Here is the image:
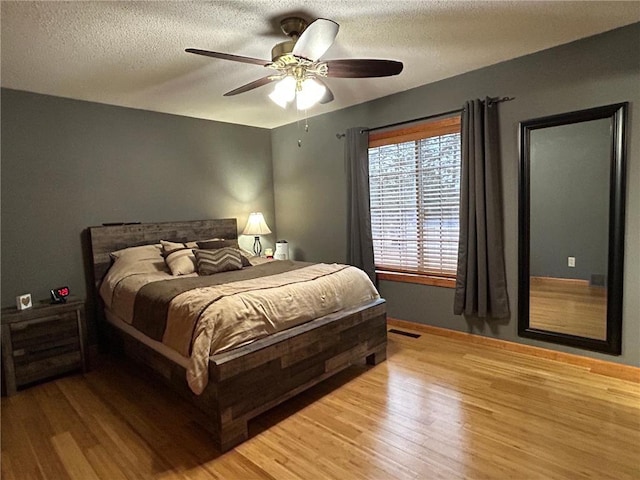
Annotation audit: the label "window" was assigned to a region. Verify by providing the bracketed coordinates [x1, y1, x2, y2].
[368, 116, 461, 287]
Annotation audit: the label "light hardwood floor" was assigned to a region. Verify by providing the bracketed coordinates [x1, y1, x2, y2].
[2, 325, 639, 480]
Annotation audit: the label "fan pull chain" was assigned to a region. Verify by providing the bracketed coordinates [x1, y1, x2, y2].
[297, 111, 310, 147]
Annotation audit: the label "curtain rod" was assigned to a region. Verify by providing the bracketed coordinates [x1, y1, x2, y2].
[336, 96, 515, 139]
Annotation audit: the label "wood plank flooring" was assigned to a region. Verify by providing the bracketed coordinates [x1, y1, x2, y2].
[2, 326, 639, 479]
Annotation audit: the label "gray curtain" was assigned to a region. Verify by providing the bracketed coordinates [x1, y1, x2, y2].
[454, 98, 510, 318]
[345, 127, 375, 283]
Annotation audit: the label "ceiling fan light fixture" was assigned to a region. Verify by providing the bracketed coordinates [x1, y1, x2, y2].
[187, 16, 404, 109]
[296, 78, 326, 111]
[268, 76, 296, 108]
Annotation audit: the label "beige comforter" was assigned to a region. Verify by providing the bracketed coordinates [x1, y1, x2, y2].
[99, 251, 380, 394]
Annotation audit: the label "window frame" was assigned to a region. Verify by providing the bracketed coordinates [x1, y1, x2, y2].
[368, 116, 462, 288]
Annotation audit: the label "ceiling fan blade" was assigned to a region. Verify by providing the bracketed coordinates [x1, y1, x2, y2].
[223, 76, 277, 96]
[185, 48, 269, 66]
[292, 18, 339, 61]
[315, 78, 334, 104]
[325, 59, 404, 78]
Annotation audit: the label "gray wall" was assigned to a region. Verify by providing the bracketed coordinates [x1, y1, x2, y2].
[1, 89, 275, 340]
[271, 23, 640, 366]
[530, 119, 610, 281]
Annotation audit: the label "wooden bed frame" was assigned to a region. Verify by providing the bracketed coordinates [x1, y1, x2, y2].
[88, 218, 387, 451]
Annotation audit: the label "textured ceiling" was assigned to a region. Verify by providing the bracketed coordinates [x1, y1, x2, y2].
[2, 1, 639, 129]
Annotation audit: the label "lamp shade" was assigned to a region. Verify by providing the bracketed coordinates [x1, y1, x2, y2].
[268, 76, 296, 109]
[242, 212, 272, 236]
[268, 76, 327, 110]
[296, 78, 326, 110]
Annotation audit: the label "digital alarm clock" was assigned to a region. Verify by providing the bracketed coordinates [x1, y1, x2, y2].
[50, 286, 70, 304]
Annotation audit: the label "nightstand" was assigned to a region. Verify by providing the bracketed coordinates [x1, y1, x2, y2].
[1, 297, 87, 396]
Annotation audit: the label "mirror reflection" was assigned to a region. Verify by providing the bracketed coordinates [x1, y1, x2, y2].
[528, 119, 610, 340]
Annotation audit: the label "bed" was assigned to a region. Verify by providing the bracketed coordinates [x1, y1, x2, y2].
[88, 218, 387, 451]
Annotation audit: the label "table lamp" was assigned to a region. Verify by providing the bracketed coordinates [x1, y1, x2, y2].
[242, 212, 272, 256]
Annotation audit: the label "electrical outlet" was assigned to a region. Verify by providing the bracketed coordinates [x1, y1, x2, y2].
[568, 256, 576, 267]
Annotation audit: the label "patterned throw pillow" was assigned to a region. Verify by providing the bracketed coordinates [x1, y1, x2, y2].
[194, 247, 243, 275]
[196, 239, 252, 267]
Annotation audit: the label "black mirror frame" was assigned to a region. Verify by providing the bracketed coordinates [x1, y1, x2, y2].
[518, 103, 627, 355]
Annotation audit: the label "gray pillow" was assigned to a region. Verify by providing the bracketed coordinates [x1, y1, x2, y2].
[196, 239, 239, 250]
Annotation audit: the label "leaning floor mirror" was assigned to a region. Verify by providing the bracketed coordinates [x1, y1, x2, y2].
[518, 103, 627, 354]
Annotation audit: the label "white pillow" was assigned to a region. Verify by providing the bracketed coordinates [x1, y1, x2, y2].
[160, 240, 198, 275]
[165, 249, 196, 276]
[110, 244, 162, 262]
[160, 239, 198, 251]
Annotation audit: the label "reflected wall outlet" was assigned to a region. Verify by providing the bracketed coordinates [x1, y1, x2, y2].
[568, 256, 576, 267]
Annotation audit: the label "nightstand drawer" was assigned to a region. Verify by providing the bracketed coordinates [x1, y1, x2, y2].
[14, 351, 82, 387]
[13, 334, 80, 361]
[10, 314, 78, 350]
[9, 311, 77, 331]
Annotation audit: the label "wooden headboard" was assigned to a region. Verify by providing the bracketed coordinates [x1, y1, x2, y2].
[88, 218, 238, 289]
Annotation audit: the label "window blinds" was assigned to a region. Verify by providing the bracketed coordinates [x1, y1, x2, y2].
[368, 117, 461, 277]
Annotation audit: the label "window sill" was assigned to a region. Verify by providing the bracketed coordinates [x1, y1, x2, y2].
[376, 270, 456, 288]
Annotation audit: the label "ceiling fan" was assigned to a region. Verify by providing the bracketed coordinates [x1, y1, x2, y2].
[186, 16, 404, 110]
